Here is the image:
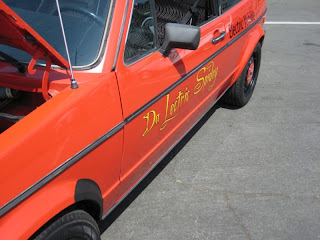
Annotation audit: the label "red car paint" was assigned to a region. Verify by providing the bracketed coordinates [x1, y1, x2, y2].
[0, 0, 266, 239]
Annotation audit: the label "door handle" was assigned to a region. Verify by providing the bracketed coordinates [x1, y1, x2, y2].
[211, 31, 226, 44]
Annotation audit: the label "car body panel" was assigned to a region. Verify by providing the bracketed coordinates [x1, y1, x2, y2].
[231, 23, 265, 86]
[0, 71, 124, 238]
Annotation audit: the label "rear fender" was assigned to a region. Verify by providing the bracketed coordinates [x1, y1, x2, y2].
[231, 24, 265, 86]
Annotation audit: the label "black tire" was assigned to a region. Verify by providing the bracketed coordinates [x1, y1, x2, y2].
[222, 42, 261, 108]
[34, 210, 101, 240]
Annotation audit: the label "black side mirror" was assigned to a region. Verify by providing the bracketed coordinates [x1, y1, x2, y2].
[160, 23, 201, 57]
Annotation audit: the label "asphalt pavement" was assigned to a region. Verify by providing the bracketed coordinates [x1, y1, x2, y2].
[100, 0, 320, 239]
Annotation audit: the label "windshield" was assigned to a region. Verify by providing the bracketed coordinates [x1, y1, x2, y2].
[0, 0, 111, 67]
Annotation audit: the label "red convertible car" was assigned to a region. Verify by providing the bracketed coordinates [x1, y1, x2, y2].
[0, 0, 266, 239]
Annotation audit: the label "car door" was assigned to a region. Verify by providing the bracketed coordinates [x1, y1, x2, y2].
[115, 0, 241, 195]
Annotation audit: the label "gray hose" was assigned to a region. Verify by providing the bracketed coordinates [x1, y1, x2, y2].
[0, 113, 24, 123]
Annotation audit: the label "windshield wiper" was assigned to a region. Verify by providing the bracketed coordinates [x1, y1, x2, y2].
[0, 50, 26, 73]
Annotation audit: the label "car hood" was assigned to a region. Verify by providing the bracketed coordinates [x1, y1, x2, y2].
[0, 2, 69, 69]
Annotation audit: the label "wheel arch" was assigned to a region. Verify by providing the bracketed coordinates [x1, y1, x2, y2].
[230, 24, 265, 87]
[0, 178, 104, 240]
[74, 178, 103, 220]
[28, 179, 103, 240]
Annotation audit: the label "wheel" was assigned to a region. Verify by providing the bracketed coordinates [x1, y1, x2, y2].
[222, 42, 261, 108]
[34, 210, 101, 240]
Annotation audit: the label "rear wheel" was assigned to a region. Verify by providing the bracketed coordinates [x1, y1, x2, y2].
[223, 42, 261, 107]
[34, 210, 100, 240]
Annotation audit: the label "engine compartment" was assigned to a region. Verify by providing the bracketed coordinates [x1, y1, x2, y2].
[0, 87, 44, 134]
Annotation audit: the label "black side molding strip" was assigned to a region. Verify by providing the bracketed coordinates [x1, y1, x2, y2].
[0, 122, 124, 218]
[125, 9, 267, 124]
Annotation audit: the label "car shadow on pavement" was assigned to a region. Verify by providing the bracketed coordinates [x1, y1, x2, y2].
[98, 102, 228, 233]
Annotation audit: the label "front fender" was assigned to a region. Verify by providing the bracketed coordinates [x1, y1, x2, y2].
[0, 180, 76, 240]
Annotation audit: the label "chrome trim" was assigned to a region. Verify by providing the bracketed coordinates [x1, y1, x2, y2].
[111, 0, 130, 71]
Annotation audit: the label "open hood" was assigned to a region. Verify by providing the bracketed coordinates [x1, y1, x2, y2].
[0, 2, 69, 69]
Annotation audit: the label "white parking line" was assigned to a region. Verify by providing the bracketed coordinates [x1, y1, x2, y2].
[265, 22, 320, 25]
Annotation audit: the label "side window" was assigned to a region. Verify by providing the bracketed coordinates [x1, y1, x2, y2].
[155, 0, 218, 45]
[124, 0, 156, 63]
[221, 0, 241, 13]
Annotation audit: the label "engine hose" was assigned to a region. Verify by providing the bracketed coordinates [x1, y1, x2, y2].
[0, 113, 24, 123]
[0, 87, 19, 99]
[0, 98, 12, 110]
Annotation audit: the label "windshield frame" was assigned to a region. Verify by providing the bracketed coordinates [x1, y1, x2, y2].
[76, 0, 115, 70]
